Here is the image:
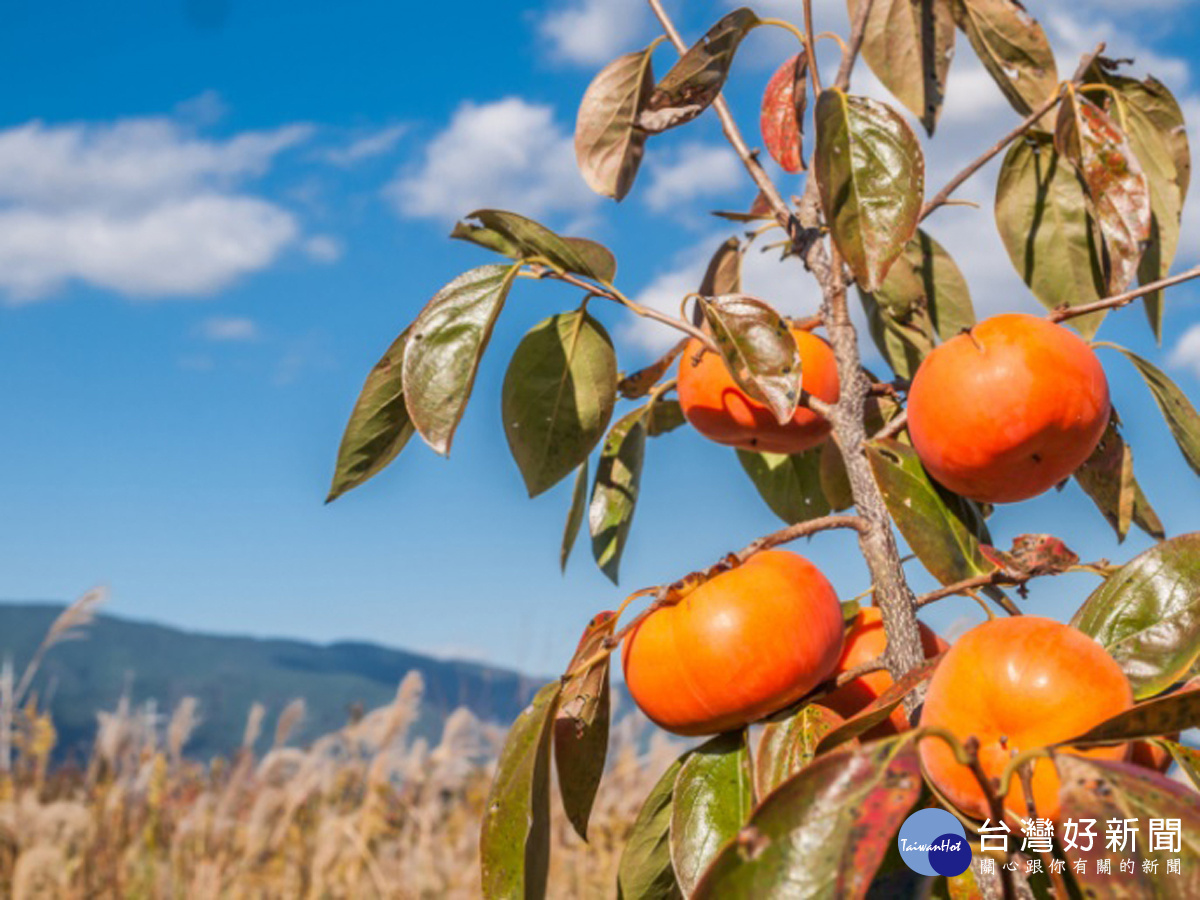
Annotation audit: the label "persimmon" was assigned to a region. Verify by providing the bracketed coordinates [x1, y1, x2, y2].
[918, 616, 1133, 821]
[907, 313, 1110, 503]
[677, 326, 839, 454]
[823, 607, 948, 738]
[621, 550, 843, 736]
[1130, 738, 1175, 773]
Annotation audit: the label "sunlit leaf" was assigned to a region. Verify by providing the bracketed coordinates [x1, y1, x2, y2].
[502, 311, 618, 497]
[951, 0, 1058, 117]
[737, 448, 831, 524]
[1101, 344, 1200, 477]
[849, 0, 955, 134]
[480, 681, 561, 900]
[327, 327, 414, 502]
[1063, 680, 1200, 746]
[670, 731, 753, 896]
[693, 736, 923, 898]
[561, 460, 590, 572]
[576, 46, 657, 201]
[452, 210, 616, 282]
[696, 294, 801, 425]
[618, 754, 686, 900]
[639, 9, 761, 133]
[555, 612, 616, 841]
[590, 407, 648, 583]
[760, 52, 808, 172]
[647, 399, 687, 437]
[404, 265, 520, 455]
[995, 133, 1108, 338]
[1073, 414, 1165, 542]
[755, 704, 845, 798]
[816, 656, 942, 754]
[1071, 533, 1200, 698]
[814, 88, 924, 291]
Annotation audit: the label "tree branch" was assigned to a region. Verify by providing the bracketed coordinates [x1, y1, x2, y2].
[833, 0, 874, 91]
[737, 515, 867, 561]
[1049, 264, 1200, 323]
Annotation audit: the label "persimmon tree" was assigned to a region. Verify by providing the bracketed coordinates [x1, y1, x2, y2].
[329, 0, 1200, 897]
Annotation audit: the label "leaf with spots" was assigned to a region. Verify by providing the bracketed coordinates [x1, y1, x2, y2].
[980, 533, 1078, 579]
[618, 753, 686, 900]
[480, 681, 561, 900]
[761, 52, 808, 172]
[737, 448, 831, 525]
[555, 612, 616, 841]
[575, 45, 658, 201]
[404, 264, 520, 455]
[327, 327, 414, 502]
[1062, 680, 1200, 746]
[696, 295, 802, 426]
[589, 406, 648, 583]
[1073, 413, 1164, 542]
[755, 704, 846, 798]
[815, 88, 925, 292]
[1056, 755, 1200, 897]
[693, 735, 924, 899]
[451, 209, 616, 282]
[816, 656, 943, 755]
[638, 9, 761, 134]
[1071, 533, 1200, 699]
[950, 0, 1058, 117]
[502, 310, 618, 497]
[670, 730, 754, 896]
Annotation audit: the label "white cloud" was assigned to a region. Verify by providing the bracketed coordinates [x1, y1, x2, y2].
[385, 98, 595, 224]
[321, 124, 406, 166]
[0, 114, 311, 302]
[1169, 323, 1200, 379]
[644, 143, 743, 213]
[197, 315, 258, 342]
[539, 0, 650, 66]
[303, 234, 343, 263]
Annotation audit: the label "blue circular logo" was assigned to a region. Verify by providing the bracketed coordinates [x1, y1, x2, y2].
[897, 809, 971, 877]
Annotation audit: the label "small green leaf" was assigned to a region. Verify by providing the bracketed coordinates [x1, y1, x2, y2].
[995, 133, 1108, 338]
[555, 612, 616, 841]
[327, 327, 414, 502]
[575, 45, 657, 201]
[480, 681, 562, 900]
[669, 731, 754, 896]
[760, 52, 808, 172]
[560, 460, 590, 572]
[755, 704, 846, 799]
[1063, 681, 1200, 746]
[951, 0, 1058, 117]
[814, 88, 925, 292]
[1071, 533, 1200, 698]
[737, 448, 831, 525]
[452, 210, 616, 282]
[404, 264, 520, 455]
[618, 754, 686, 900]
[849, 0, 956, 134]
[866, 439, 996, 585]
[816, 656, 942, 755]
[693, 736, 924, 899]
[696, 294, 802, 426]
[1073, 414, 1164, 542]
[502, 311, 618, 498]
[590, 407, 648, 583]
[647, 399, 687, 437]
[639, 9, 761, 134]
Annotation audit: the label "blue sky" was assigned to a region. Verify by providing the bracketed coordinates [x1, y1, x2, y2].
[1, 0, 1198, 676]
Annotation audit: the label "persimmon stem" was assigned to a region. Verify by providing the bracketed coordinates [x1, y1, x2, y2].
[736, 514, 868, 561]
[1049, 264, 1200, 323]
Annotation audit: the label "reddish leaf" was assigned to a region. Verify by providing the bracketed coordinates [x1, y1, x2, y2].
[760, 53, 808, 172]
[755, 704, 846, 798]
[1063, 679, 1200, 746]
[979, 534, 1078, 579]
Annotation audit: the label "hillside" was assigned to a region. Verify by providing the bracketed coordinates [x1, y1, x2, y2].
[0, 602, 553, 760]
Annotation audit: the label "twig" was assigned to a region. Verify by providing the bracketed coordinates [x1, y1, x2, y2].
[920, 43, 1105, 222]
[802, 0, 822, 95]
[833, 0, 875, 91]
[832, 655, 887, 687]
[963, 737, 1019, 900]
[736, 514, 868, 561]
[1049, 264, 1200, 323]
[871, 409, 908, 441]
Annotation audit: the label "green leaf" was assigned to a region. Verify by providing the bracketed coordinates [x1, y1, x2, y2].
[555, 612, 616, 841]
[866, 439, 996, 585]
[1056, 755, 1200, 897]
[589, 407, 648, 583]
[819, 442, 855, 512]
[1054, 91, 1151, 294]
[575, 45, 657, 201]
[1071, 533, 1200, 699]
[452, 210, 616, 282]
[1073, 414, 1165, 542]
[816, 656, 942, 754]
[760, 52, 808, 172]
[696, 294, 802, 426]
[647, 399, 687, 437]
[502, 311, 618, 497]
[814, 88, 925, 292]
[858, 289, 932, 381]
[669, 731, 754, 896]
[618, 754, 686, 900]
[693, 736, 923, 899]
[951, 0, 1058, 117]
[639, 9, 761, 134]
[849, 0, 956, 134]
[737, 448, 831, 525]
[995, 133, 1108, 338]
[404, 264, 520, 455]
[560, 460, 589, 572]
[327, 327, 414, 502]
[480, 681, 562, 900]
[1063, 681, 1200, 746]
[755, 704, 845, 799]
[1100, 344, 1200, 477]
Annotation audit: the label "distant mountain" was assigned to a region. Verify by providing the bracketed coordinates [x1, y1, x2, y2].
[0, 603, 555, 761]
